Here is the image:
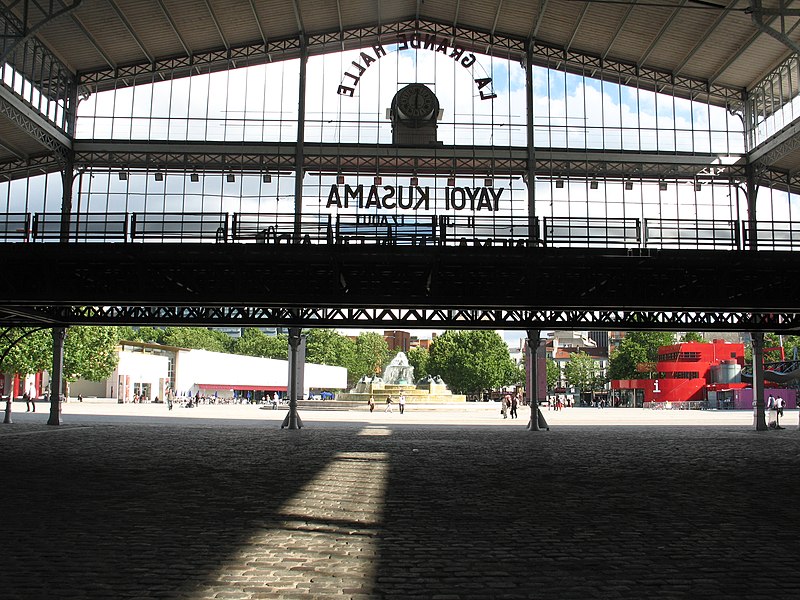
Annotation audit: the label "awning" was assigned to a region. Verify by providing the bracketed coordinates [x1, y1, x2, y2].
[196, 384, 287, 392]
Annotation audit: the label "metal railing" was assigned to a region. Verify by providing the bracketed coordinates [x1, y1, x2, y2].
[1, 212, 799, 250]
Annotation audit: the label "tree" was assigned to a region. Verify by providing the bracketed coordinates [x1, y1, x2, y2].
[407, 347, 430, 381]
[1, 327, 120, 396]
[352, 332, 390, 379]
[681, 332, 705, 343]
[304, 329, 357, 383]
[160, 327, 233, 352]
[563, 351, 599, 397]
[546, 357, 560, 390]
[428, 330, 518, 394]
[64, 326, 120, 382]
[0, 327, 52, 378]
[131, 326, 165, 344]
[233, 328, 288, 359]
[608, 331, 675, 380]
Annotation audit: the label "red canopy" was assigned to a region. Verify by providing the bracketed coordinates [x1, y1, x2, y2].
[196, 383, 286, 392]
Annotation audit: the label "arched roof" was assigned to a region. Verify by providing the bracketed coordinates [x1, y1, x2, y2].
[13, 0, 796, 93]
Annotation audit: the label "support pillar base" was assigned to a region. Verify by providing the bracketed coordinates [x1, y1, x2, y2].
[280, 411, 303, 429]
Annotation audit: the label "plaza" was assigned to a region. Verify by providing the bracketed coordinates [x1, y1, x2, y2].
[2, 406, 799, 599]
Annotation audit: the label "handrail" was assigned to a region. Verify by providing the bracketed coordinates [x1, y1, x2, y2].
[2, 211, 800, 251]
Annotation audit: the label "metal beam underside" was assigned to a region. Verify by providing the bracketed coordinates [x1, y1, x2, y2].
[75, 18, 742, 108]
[0, 85, 71, 159]
[2, 304, 798, 332]
[67, 141, 745, 181]
[2, 244, 800, 331]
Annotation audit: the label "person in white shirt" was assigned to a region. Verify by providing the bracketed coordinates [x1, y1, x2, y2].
[399, 394, 406, 414]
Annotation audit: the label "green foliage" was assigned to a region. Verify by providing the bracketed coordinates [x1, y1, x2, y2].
[546, 357, 560, 390]
[352, 332, 390, 379]
[0, 327, 52, 375]
[0, 326, 120, 384]
[160, 327, 233, 352]
[681, 332, 705, 343]
[64, 326, 120, 382]
[407, 347, 430, 381]
[233, 328, 288, 359]
[427, 330, 518, 394]
[116, 326, 139, 342]
[304, 329, 357, 382]
[744, 333, 800, 363]
[132, 326, 165, 344]
[608, 331, 675, 380]
[563, 351, 599, 393]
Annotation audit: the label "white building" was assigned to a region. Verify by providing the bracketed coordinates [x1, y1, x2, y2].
[70, 341, 347, 402]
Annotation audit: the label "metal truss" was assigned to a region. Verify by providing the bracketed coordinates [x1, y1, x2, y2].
[0, 0, 82, 63]
[4, 304, 800, 332]
[0, 152, 60, 180]
[76, 18, 742, 109]
[69, 140, 743, 181]
[0, 91, 71, 163]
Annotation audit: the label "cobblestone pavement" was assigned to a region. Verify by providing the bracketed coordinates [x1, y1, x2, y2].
[1, 418, 799, 599]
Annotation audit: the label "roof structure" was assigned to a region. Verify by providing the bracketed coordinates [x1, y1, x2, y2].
[2, 0, 800, 173]
[4, 1, 800, 333]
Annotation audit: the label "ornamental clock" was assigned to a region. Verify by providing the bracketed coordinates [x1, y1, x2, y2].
[390, 84, 441, 145]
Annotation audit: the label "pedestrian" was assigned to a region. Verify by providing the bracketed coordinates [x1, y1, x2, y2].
[167, 395, 173, 411]
[368, 395, 375, 413]
[510, 394, 518, 419]
[25, 385, 36, 412]
[501, 396, 509, 419]
[385, 395, 393, 413]
[775, 396, 785, 429]
[78, 393, 83, 402]
[399, 394, 406, 414]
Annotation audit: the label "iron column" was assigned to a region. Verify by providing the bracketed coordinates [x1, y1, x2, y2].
[47, 326, 66, 426]
[752, 331, 768, 431]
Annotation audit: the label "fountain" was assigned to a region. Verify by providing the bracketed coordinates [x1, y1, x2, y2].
[337, 351, 465, 404]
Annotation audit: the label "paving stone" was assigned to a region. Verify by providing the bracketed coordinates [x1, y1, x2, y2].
[1, 419, 799, 598]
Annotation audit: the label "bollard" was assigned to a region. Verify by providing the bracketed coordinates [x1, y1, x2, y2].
[3, 395, 12, 424]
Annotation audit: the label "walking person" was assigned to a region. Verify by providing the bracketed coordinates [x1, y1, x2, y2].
[25, 385, 36, 412]
[510, 394, 518, 419]
[775, 395, 785, 429]
[385, 395, 393, 413]
[501, 395, 509, 419]
[399, 394, 406, 414]
[368, 395, 375, 413]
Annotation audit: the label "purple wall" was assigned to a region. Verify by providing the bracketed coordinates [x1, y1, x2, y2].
[731, 388, 797, 410]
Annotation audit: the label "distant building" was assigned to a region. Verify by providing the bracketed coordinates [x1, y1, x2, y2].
[384, 330, 411, 353]
[609, 339, 796, 409]
[546, 331, 608, 400]
[69, 340, 347, 402]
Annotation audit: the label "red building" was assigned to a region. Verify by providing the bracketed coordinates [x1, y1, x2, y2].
[612, 340, 747, 406]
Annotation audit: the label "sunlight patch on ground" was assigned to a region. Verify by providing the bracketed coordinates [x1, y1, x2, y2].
[189, 451, 389, 598]
[357, 426, 392, 436]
